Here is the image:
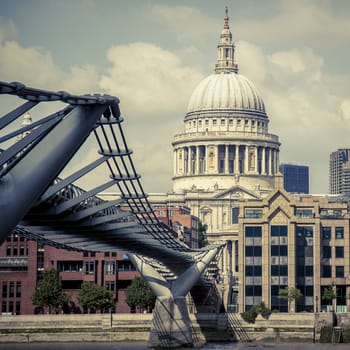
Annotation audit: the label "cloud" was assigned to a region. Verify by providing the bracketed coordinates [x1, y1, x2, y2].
[99, 42, 203, 118]
[234, 0, 350, 44]
[0, 28, 99, 95]
[240, 43, 350, 193]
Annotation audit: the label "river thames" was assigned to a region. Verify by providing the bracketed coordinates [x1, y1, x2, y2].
[1, 343, 350, 350]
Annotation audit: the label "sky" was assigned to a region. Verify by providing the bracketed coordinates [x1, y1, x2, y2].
[0, 0, 349, 194]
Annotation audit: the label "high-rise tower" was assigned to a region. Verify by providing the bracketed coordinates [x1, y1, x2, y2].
[329, 148, 350, 195]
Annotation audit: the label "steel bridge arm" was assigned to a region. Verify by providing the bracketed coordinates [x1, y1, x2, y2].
[0, 104, 109, 243]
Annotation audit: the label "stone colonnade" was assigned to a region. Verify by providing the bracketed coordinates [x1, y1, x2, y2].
[174, 144, 279, 177]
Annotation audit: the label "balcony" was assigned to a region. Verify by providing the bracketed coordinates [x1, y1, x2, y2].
[173, 130, 279, 144]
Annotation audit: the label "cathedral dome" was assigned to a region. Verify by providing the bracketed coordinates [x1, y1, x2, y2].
[187, 72, 266, 117]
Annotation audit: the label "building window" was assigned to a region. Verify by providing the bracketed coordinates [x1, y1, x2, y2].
[322, 265, 331, 278]
[245, 226, 262, 238]
[231, 207, 239, 224]
[245, 209, 262, 218]
[335, 227, 344, 239]
[221, 119, 225, 126]
[117, 261, 136, 271]
[322, 227, 331, 240]
[335, 246, 344, 258]
[105, 281, 116, 293]
[9, 282, 14, 298]
[295, 209, 313, 218]
[336, 266, 344, 278]
[15, 301, 21, 315]
[16, 282, 21, 298]
[212, 119, 217, 126]
[58, 261, 83, 272]
[104, 261, 116, 275]
[84, 262, 95, 275]
[245, 265, 262, 276]
[1, 301, 6, 314]
[2, 282, 7, 298]
[322, 246, 331, 259]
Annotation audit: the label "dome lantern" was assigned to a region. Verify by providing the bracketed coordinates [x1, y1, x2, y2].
[215, 6, 238, 74]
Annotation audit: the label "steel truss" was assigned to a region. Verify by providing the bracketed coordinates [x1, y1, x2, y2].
[0, 81, 224, 277]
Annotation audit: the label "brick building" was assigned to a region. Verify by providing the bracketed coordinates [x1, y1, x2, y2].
[0, 204, 198, 315]
[0, 234, 138, 315]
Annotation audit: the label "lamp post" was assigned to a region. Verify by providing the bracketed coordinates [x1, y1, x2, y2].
[315, 295, 319, 313]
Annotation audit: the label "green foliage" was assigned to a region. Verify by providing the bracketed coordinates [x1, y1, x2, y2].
[322, 285, 336, 304]
[320, 326, 333, 343]
[125, 277, 156, 312]
[342, 328, 350, 343]
[78, 282, 114, 313]
[241, 302, 271, 323]
[256, 301, 272, 319]
[31, 269, 70, 314]
[198, 221, 208, 248]
[278, 287, 302, 310]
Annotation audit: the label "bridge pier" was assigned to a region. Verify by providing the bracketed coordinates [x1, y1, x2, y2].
[149, 296, 192, 348]
[128, 247, 222, 348]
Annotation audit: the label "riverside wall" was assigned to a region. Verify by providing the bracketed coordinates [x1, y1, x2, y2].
[0, 312, 348, 344]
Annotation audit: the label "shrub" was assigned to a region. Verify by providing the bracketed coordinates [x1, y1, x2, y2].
[241, 302, 272, 323]
[342, 328, 350, 343]
[320, 326, 332, 343]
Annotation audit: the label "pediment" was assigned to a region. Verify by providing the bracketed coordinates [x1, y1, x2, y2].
[268, 207, 290, 223]
[213, 185, 261, 201]
[266, 189, 291, 206]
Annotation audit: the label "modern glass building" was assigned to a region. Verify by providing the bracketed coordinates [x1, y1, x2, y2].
[279, 163, 309, 194]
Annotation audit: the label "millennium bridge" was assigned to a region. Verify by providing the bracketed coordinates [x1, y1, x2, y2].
[0, 81, 225, 348]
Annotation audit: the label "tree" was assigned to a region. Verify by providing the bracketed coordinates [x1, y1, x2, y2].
[125, 277, 156, 313]
[322, 284, 336, 309]
[278, 286, 302, 311]
[198, 221, 208, 248]
[31, 268, 70, 314]
[78, 282, 115, 313]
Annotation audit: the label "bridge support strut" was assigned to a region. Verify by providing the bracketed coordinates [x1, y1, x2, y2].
[129, 247, 221, 348]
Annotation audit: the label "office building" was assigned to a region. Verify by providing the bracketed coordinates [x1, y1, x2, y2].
[329, 148, 350, 195]
[279, 163, 309, 194]
[238, 174, 350, 313]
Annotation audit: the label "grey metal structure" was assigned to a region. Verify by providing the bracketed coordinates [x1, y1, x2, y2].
[0, 81, 224, 347]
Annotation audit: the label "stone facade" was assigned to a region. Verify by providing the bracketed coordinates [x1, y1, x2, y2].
[238, 174, 350, 313]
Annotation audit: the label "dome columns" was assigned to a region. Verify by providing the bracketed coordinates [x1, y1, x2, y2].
[173, 143, 279, 179]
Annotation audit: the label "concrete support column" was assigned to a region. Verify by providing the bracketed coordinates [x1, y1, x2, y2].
[269, 148, 273, 176]
[196, 146, 200, 175]
[235, 145, 239, 173]
[149, 296, 192, 348]
[188, 147, 192, 175]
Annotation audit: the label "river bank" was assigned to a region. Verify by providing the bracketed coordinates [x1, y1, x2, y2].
[0, 312, 349, 344]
